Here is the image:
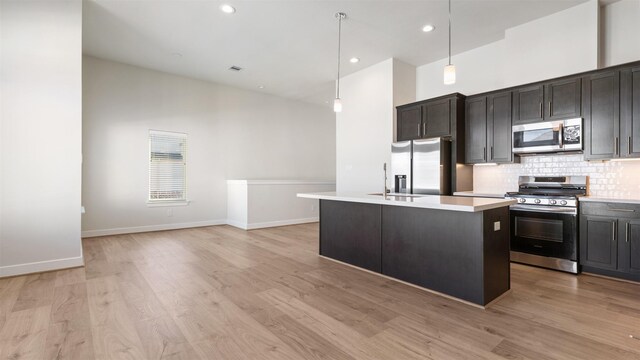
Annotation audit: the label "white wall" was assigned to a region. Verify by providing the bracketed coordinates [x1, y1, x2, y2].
[226, 180, 336, 230]
[336, 59, 393, 193]
[82, 56, 335, 236]
[336, 58, 417, 193]
[601, 0, 640, 67]
[0, 0, 84, 276]
[417, 0, 600, 100]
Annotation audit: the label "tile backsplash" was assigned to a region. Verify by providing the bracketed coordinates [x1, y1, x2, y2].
[473, 154, 640, 198]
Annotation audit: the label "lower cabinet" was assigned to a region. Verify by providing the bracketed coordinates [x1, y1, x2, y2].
[580, 202, 640, 281]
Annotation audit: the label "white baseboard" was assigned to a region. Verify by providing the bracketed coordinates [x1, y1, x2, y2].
[0, 256, 84, 278]
[81, 219, 227, 238]
[227, 217, 319, 230]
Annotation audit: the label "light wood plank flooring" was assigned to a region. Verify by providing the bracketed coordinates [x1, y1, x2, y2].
[1, 223, 640, 359]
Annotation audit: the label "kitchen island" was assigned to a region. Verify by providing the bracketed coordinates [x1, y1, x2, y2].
[297, 192, 516, 307]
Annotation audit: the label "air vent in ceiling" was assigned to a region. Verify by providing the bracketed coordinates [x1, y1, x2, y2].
[229, 66, 242, 71]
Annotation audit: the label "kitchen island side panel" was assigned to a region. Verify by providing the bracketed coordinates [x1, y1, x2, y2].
[482, 206, 511, 304]
[319, 200, 382, 272]
[381, 206, 485, 304]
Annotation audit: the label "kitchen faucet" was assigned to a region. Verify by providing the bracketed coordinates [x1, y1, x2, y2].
[383, 162, 389, 197]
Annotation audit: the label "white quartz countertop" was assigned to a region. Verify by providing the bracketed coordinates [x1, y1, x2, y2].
[453, 191, 506, 199]
[581, 196, 640, 205]
[297, 192, 516, 212]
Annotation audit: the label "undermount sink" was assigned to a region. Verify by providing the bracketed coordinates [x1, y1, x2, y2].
[368, 193, 425, 198]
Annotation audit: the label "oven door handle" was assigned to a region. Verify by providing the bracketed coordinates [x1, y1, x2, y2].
[510, 204, 577, 215]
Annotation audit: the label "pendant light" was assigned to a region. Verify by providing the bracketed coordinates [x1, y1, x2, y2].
[443, 0, 456, 85]
[334, 12, 346, 113]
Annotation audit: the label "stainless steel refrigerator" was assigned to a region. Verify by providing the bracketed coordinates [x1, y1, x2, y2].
[391, 138, 452, 195]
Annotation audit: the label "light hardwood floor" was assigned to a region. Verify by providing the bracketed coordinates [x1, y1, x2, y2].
[1, 223, 640, 359]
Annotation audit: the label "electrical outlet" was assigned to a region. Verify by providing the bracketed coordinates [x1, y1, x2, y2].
[494, 221, 501, 231]
[167, 209, 173, 217]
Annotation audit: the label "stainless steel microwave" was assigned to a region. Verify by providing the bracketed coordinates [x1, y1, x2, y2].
[512, 118, 582, 154]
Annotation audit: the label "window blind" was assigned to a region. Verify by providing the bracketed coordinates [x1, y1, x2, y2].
[149, 130, 187, 202]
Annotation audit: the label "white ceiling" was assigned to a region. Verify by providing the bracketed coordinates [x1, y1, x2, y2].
[83, 0, 587, 106]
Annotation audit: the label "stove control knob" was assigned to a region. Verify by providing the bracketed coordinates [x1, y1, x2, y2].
[534, 199, 541, 204]
[519, 198, 527, 203]
[560, 200, 568, 206]
[549, 199, 557, 205]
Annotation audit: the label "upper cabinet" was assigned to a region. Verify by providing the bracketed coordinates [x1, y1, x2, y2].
[545, 78, 582, 120]
[396, 94, 463, 142]
[397, 105, 422, 141]
[424, 98, 451, 138]
[465, 91, 517, 164]
[583, 70, 620, 160]
[621, 66, 640, 158]
[583, 65, 640, 161]
[464, 96, 487, 164]
[512, 85, 544, 125]
[513, 78, 581, 125]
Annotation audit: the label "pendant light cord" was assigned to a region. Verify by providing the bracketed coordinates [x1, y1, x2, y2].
[336, 13, 343, 99]
[448, 0, 452, 66]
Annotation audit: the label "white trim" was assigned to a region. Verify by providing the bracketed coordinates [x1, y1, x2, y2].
[226, 180, 336, 186]
[81, 219, 226, 238]
[146, 200, 191, 207]
[227, 217, 319, 230]
[0, 256, 84, 278]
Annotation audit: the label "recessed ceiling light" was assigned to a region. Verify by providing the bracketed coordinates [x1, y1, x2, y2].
[171, 52, 182, 57]
[220, 4, 235, 14]
[422, 24, 435, 32]
[349, 57, 360, 63]
[258, 85, 265, 89]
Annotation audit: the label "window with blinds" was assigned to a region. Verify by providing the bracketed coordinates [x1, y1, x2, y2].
[149, 130, 187, 202]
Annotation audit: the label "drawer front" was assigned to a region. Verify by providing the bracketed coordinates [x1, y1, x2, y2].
[580, 202, 640, 218]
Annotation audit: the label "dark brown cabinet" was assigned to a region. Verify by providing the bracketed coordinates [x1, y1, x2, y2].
[397, 105, 422, 141]
[580, 201, 640, 282]
[584, 66, 640, 161]
[512, 85, 544, 125]
[583, 70, 620, 160]
[424, 98, 451, 138]
[512, 78, 581, 125]
[465, 92, 516, 164]
[545, 78, 582, 120]
[397, 97, 453, 141]
[580, 215, 618, 270]
[465, 97, 487, 164]
[620, 219, 640, 275]
[488, 92, 514, 163]
[621, 66, 640, 158]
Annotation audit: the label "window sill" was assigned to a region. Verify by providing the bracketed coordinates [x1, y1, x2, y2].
[146, 200, 190, 207]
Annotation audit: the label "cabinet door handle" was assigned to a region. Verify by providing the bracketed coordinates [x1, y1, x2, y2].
[615, 137, 619, 155]
[491, 146, 494, 160]
[613, 222, 617, 242]
[539, 102, 542, 117]
[548, 101, 551, 117]
[609, 208, 635, 212]
[629, 136, 633, 155]
[417, 123, 421, 136]
[483, 147, 486, 161]
[626, 222, 630, 243]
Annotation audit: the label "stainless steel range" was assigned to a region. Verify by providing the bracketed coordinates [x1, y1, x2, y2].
[505, 176, 588, 274]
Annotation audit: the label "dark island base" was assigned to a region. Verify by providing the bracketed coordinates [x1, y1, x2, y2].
[319, 200, 511, 307]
